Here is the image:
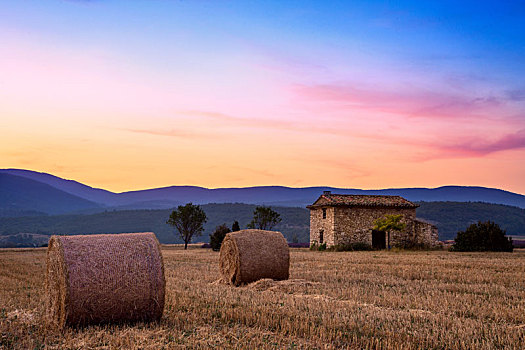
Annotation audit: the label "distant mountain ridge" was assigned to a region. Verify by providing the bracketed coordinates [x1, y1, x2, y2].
[1, 169, 525, 216]
[0, 173, 102, 215]
[0, 169, 120, 205]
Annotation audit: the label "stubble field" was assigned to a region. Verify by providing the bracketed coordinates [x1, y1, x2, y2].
[1, 246, 524, 349]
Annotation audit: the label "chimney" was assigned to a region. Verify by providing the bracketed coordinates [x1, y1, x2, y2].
[323, 190, 331, 195]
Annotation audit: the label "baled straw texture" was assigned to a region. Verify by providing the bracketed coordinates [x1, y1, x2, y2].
[219, 229, 290, 286]
[45, 232, 165, 329]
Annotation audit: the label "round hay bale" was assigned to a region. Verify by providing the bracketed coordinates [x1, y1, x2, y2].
[45, 232, 165, 328]
[219, 229, 289, 286]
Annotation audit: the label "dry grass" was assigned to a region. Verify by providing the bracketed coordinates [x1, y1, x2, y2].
[1, 246, 525, 349]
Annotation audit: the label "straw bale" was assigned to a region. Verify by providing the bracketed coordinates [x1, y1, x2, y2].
[45, 232, 165, 328]
[219, 229, 289, 286]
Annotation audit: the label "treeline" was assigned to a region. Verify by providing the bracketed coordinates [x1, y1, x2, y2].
[0, 203, 310, 244]
[1, 202, 524, 247]
[416, 201, 525, 240]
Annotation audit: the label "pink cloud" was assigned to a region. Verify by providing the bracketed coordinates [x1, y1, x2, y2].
[175, 110, 350, 136]
[176, 110, 297, 130]
[123, 128, 206, 139]
[438, 129, 525, 156]
[385, 127, 525, 163]
[171, 109, 525, 160]
[287, 82, 525, 161]
[292, 83, 504, 120]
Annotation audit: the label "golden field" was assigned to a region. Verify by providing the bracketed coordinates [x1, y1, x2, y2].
[1, 247, 525, 349]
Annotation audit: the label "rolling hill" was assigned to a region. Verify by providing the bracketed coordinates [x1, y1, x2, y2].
[0, 169, 118, 205]
[0, 173, 102, 215]
[1, 169, 525, 215]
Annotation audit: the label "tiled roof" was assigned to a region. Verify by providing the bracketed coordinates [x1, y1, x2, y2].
[306, 193, 418, 209]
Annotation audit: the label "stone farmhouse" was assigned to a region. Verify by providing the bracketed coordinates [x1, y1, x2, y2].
[307, 191, 439, 249]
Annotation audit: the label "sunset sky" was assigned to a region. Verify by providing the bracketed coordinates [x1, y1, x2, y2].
[1, 1, 525, 193]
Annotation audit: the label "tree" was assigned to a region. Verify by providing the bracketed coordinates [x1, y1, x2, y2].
[373, 214, 406, 249]
[166, 203, 207, 250]
[231, 221, 240, 232]
[452, 221, 513, 252]
[246, 206, 282, 230]
[209, 224, 231, 251]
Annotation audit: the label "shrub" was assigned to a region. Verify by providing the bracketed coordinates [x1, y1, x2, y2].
[329, 242, 372, 252]
[452, 221, 513, 252]
[309, 241, 327, 251]
[209, 224, 231, 251]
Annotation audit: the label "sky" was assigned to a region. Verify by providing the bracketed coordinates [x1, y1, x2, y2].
[1, 1, 525, 194]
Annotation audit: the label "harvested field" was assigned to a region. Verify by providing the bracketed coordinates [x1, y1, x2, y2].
[1, 247, 525, 349]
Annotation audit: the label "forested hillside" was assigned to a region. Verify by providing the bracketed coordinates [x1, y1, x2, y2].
[0, 204, 309, 246]
[1, 201, 524, 247]
[416, 201, 525, 240]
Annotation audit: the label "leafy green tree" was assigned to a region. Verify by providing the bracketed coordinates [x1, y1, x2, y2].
[373, 214, 406, 249]
[209, 223, 231, 251]
[246, 206, 282, 230]
[452, 221, 513, 252]
[231, 220, 240, 232]
[166, 203, 207, 250]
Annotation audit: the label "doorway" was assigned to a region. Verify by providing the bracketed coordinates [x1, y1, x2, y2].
[372, 230, 386, 249]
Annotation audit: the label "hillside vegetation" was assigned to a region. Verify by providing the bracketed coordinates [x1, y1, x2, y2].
[0, 201, 524, 247]
[416, 201, 525, 239]
[0, 204, 309, 245]
[1, 248, 524, 349]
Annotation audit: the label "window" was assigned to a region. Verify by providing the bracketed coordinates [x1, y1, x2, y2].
[322, 208, 327, 219]
[319, 230, 324, 244]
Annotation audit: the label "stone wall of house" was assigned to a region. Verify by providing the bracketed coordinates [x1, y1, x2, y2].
[309, 206, 439, 248]
[309, 207, 336, 246]
[413, 219, 439, 247]
[333, 207, 416, 246]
